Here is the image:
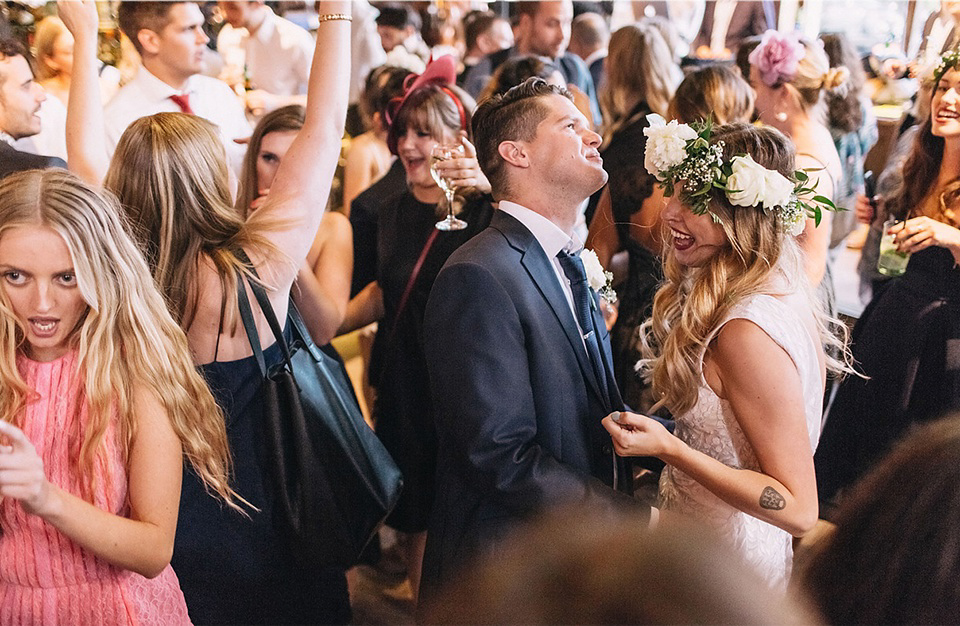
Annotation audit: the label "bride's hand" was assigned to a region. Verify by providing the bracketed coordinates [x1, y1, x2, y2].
[601, 411, 675, 459]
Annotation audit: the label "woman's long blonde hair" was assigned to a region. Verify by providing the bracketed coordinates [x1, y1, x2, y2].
[104, 113, 280, 333]
[639, 123, 851, 414]
[600, 23, 678, 142]
[0, 170, 242, 508]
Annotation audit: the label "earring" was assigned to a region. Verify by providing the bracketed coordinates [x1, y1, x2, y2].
[774, 111, 788, 122]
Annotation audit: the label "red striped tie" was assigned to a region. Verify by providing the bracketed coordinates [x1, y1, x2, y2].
[169, 93, 194, 114]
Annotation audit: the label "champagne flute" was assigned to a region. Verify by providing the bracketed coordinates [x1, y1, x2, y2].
[430, 143, 467, 231]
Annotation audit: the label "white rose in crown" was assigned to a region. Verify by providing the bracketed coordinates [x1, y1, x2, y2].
[762, 167, 795, 210]
[643, 114, 698, 180]
[726, 155, 794, 210]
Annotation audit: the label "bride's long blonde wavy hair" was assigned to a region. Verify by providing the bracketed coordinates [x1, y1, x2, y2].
[639, 123, 852, 415]
[0, 170, 243, 509]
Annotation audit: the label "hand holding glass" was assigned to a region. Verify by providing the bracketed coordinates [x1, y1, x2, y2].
[430, 143, 467, 231]
[878, 218, 911, 276]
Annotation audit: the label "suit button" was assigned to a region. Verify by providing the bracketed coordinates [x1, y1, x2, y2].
[602, 444, 612, 455]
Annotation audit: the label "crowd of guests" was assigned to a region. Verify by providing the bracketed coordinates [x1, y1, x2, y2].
[1, 0, 960, 624]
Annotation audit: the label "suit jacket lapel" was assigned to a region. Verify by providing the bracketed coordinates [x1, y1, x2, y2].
[493, 212, 606, 403]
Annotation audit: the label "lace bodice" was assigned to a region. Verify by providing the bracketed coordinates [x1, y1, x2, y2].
[659, 294, 824, 588]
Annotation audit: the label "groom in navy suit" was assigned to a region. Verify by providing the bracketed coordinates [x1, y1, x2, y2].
[420, 78, 650, 603]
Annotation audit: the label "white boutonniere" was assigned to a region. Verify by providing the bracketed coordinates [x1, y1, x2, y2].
[580, 249, 617, 304]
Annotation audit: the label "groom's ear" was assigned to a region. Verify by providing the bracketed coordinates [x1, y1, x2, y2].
[497, 140, 529, 169]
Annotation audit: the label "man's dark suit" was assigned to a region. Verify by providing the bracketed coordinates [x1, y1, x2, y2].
[420, 210, 648, 600]
[0, 141, 66, 180]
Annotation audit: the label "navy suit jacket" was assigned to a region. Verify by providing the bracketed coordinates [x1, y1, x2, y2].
[0, 141, 66, 180]
[420, 210, 648, 599]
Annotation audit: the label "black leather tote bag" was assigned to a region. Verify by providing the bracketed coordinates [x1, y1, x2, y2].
[235, 268, 403, 568]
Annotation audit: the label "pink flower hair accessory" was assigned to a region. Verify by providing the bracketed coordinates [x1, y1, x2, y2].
[748, 30, 805, 87]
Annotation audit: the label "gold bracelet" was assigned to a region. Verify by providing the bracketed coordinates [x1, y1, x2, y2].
[316, 13, 352, 24]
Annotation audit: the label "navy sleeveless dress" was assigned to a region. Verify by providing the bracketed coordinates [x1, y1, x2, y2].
[172, 333, 351, 625]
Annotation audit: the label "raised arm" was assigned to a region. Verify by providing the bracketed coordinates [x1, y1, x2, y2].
[0, 385, 183, 578]
[247, 1, 350, 287]
[58, 0, 108, 186]
[293, 212, 353, 345]
[604, 319, 819, 536]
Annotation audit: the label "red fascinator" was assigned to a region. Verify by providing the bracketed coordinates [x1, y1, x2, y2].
[385, 55, 467, 155]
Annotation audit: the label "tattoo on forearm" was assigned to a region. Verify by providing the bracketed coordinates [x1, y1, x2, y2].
[759, 486, 786, 510]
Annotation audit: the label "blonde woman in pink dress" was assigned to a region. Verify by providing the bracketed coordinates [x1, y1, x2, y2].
[0, 169, 244, 625]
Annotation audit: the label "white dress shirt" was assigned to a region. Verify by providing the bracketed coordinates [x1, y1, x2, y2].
[217, 7, 315, 96]
[498, 200, 589, 348]
[104, 67, 251, 172]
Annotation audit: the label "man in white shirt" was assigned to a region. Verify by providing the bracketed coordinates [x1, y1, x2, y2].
[106, 2, 250, 171]
[217, 1, 315, 115]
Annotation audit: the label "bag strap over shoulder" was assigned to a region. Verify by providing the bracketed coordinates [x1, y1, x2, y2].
[232, 248, 311, 385]
[235, 269, 269, 377]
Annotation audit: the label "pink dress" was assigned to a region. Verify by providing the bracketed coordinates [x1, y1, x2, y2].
[0, 352, 192, 625]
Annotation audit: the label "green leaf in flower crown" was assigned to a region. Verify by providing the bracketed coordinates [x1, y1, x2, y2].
[794, 169, 809, 183]
[812, 205, 822, 227]
[812, 195, 837, 210]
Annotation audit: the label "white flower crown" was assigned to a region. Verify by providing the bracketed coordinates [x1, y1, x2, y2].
[642, 114, 839, 236]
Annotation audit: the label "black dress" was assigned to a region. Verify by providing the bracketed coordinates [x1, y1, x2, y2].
[591, 103, 663, 411]
[368, 191, 494, 533]
[816, 246, 960, 513]
[172, 335, 351, 625]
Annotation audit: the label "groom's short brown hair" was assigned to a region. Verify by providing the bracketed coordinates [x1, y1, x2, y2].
[472, 77, 572, 199]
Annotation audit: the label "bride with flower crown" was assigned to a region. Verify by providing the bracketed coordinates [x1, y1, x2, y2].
[603, 118, 852, 588]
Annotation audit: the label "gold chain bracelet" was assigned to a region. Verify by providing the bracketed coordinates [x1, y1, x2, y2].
[316, 13, 352, 24]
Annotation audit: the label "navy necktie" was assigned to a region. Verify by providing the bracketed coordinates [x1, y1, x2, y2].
[557, 249, 609, 398]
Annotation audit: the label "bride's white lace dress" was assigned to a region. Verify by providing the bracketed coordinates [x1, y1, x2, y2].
[658, 293, 823, 588]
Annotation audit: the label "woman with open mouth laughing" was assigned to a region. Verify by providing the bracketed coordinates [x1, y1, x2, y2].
[816, 50, 960, 516]
[603, 119, 850, 589]
[339, 55, 494, 605]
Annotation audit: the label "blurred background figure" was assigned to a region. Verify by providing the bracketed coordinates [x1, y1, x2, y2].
[805, 415, 960, 625]
[23, 15, 120, 161]
[748, 31, 848, 315]
[694, 0, 776, 59]
[820, 31, 879, 251]
[375, 2, 430, 70]
[461, 1, 601, 126]
[568, 11, 608, 93]
[458, 10, 513, 87]
[216, 0, 316, 116]
[343, 65, 408, 216]
[425, 509, 820, 625]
